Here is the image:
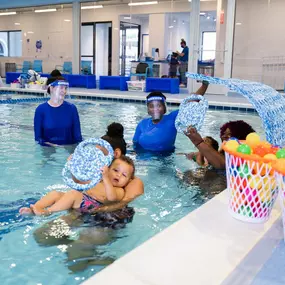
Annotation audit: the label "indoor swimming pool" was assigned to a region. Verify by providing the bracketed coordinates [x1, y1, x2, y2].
[0, 98, 264, 284]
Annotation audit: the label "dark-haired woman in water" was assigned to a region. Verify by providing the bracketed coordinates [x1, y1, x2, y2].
[185, 120, 255, 169]
[33, 122, 144, 245]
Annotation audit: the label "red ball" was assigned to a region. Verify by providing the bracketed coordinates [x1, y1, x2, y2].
[253, 145, 270, 157]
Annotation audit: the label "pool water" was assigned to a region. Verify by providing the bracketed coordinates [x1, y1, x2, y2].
[0, 99, 264, 284]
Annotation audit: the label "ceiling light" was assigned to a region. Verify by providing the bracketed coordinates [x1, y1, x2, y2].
[0, 11, 16, 16]
[34, 8, 57, 13]
[169, 25, 174, 29]
[64, 19, 71, 22]
[207, 16, 210, 19]
[27, 31, 34, 34]
[124, 16, 131, 20]
[14, 23, 20, 25]
[128, 1, 158, 6]
[200, 12, 206, 16]
[81, 5, 103, 9]
[236, 22, 242, 25]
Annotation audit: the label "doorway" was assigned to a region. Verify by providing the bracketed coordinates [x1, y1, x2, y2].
[119, 22, 140, 76]
[81, 22, 112, 76]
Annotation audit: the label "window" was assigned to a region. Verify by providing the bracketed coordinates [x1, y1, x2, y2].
[0, 31, 22, 57]
[201, 32, 216, 61]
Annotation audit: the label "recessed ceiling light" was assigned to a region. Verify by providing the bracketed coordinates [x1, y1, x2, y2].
[124, 16, 131, 20]
[34, 8, 57, 13]
[200, 12, 206, 16]
[128, 1, 158, 6]
[81, 5, 103, 9]
[236, 22, 242, 25]
[27, 31, 34, 34]
[0, 11, 16, 16]
[14, 23, 20, 25]
[64, 19, 71, 22]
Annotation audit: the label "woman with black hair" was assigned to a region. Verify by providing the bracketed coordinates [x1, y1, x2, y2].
[185, 120, 255, 169]
[34, 76, 82, 147]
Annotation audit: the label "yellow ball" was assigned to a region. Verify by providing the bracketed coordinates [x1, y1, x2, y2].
[249, 176, 263, 190]
[264, 154, 277, 160]
[246, 133, 261, 148]
[225, 140, 239, 152]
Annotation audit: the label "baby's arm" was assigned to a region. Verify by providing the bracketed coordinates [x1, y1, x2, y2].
[101, 166, 123, 202]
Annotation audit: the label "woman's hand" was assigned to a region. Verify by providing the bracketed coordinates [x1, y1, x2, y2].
[45, 142, 63, 147]
[185, 152, 197, 160]
[184, 126, 204, 146]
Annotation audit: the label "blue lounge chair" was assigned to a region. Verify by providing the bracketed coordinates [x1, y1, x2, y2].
[55, 61, 72, 74]
[81, 61, 92, 75]
[33, 60, 43, 73]
[16, 61, 31, 73]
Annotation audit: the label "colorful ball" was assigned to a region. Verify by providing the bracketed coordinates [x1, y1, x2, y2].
[237, 164, 250, 178]
[237, 144, 252, 155]
[246, 133, 260, 148]
[228, 137, 240, 143]
[276, 149, 285, 159]
[249, 176, 263, 190]
[225, 140, 239, 152]
[253, 145, 270, 157]
[270, 146, 279, 155]
[263, 153, 277, 160]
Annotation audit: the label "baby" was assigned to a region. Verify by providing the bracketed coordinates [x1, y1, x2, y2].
[185, 136, 219, 166]
[19, 155, 135, 216]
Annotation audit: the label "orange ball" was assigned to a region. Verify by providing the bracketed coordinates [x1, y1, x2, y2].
[253, 145, 270, 157]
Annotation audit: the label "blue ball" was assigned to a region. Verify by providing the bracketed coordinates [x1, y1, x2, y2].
[228, 137, 240, 143]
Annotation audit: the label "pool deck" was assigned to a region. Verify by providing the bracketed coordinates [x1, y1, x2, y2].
[82, 190, 282, 285]
[0, 85, 253, 109]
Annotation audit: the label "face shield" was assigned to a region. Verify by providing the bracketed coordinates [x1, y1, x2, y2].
[49, 80, 69, 105]
[146, 96, 166, 121]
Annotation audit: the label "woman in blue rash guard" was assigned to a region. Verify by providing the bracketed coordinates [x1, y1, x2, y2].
[133, 81, 209, 152]
[34, 77, 82, 147]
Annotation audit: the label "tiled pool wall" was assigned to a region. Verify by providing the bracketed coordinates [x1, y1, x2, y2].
[0, 89, 258, 113]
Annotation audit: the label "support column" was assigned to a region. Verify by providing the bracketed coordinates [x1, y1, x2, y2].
[187, 0, 200, 93]
[72, 1, 81, 74]
[149, 14, 167, 58]
[112, 17, 120, 75]
[223, 0, 236, 78]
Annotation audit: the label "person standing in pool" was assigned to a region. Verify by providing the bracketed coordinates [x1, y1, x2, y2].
[133, 81, 209, 152]
[34, 77, 82, 147]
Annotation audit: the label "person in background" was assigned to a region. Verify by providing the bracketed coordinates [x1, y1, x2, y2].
[169, 52, 179, 78]
[176, 38, 189, 87]
[34, 77, 82, 147]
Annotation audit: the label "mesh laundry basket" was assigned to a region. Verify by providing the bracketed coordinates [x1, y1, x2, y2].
[272, 159, 285, 240]
[223, 141, 279, 223]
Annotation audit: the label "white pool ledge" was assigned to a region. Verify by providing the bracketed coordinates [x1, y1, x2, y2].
[83, 190, 282, 285]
